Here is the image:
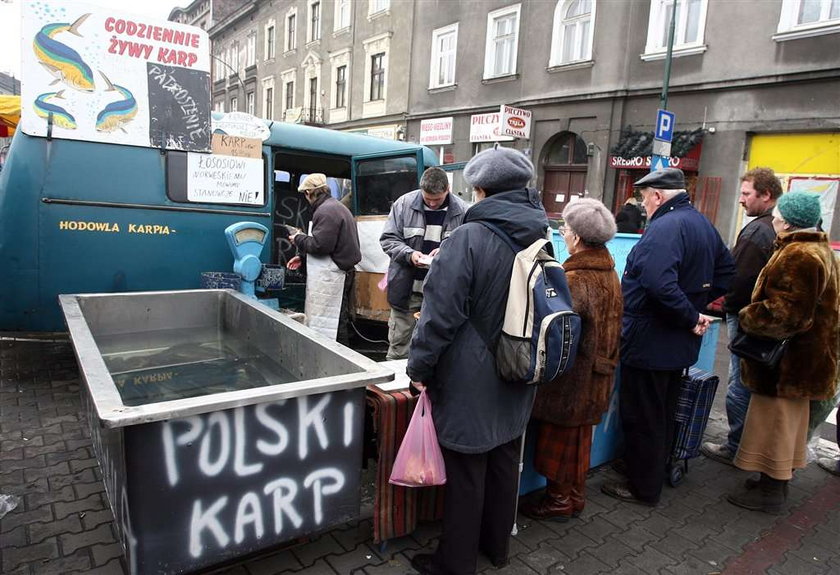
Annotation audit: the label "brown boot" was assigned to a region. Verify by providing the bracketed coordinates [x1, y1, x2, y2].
[727, 473, 787, 514]
[570, 486, 585, 516]
[520, 481, 576, 521]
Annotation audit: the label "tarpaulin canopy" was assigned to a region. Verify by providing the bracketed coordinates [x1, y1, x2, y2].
[0, 95, 21, 138]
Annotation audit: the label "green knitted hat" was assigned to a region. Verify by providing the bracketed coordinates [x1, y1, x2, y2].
[777, 192, 822, 229]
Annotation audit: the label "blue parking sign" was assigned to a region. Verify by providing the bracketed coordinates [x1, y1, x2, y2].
[655, 109, 675, 142]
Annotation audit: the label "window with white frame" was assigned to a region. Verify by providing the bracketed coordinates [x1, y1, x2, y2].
[286, 10, 297, 52]
[550, 0, 595, 66]
[335, 65, 347, 108]
[262, 76, 275, 118]
[230, 96, 238, 112]
[231, 41, 240, 73]
[362, 33, 390, 117]
[247, 91, 255, 115]
[213, 50, 224, 80]
[430, 23, 458, 88]
[370, 53, 385, 100]
[643, 0, 708, 59]
[265, 22, 276, 59]
[329, 49, 351, 123]
[484, 4, 521, 79]
[369, 0, 389, 16]
[246, 32, 256, 67]
[335, 0, 351, 30]
[309, 1, 321, 42]
[285, 81, 295, 111]
[777, 0, 840, 39]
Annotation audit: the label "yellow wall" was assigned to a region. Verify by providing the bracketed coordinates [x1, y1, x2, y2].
[749, 133, 840, 174]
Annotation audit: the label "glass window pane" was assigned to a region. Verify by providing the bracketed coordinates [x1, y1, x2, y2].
[580, 21, 590, 59]
[832, 0, 840, 19]
[562, 23, 575, 62]
[573, 137, 588, 164]
[684, 0, 701, 43]
[798, 0, 822, 23]
[661, 2, 675, 48]
[357, 156, 419, 215]
[547, 138, 572, 165]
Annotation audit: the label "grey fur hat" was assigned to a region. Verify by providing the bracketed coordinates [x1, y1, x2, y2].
[463, 145, 534, 191]
[562, 198, 617, 245]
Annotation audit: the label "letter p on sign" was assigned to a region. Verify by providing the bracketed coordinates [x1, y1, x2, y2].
[655, 109, 675, 142]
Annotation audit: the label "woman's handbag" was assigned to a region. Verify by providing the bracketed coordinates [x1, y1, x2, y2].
[727, 328, 789, 369]
[388, 390, 447, 487]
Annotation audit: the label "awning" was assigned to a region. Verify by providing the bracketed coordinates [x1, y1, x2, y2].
[0, 95, 21, 138]
[609, 126, 704, 170]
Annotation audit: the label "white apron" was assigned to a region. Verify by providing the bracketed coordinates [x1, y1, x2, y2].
[304, 253, 347, 340]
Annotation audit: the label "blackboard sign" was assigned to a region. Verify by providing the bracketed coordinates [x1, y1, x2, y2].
[119, 389, 364, 574]
[148, 63, 211, 152]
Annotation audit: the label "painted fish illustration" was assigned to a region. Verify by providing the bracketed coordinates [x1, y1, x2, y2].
[96, 73, 138, 133]
[33, 91, 77, 130]
[32, 14, 95, 93]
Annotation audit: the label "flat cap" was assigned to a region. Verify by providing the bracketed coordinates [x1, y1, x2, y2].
[464, 145, 534, 191]
[298, 173, 327, 192]
[633, 167, 685, 190]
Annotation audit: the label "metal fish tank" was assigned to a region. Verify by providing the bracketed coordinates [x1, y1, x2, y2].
[59, 289, 393, 575]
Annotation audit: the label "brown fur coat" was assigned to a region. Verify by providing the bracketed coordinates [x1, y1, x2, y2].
[739, 230, 840, 400]
[531, 248, 623, 426]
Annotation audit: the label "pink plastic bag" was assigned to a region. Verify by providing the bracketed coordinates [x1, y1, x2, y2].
[388, 390, 447, 487]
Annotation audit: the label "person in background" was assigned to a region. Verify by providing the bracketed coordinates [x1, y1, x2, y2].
[407, 146, 547, 575]
[521, 198, 622, 521]
[727, 191, 840, 513]
[287, 173, 361, 344]
[379, 167, 467, 360]
[817, 404, 840, 476]
[702, 167, 781, 465]
[615, 197, 643, 233]
[602, 168, 735, 507]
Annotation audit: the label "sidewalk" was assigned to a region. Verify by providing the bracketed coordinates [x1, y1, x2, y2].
[1, 333, 839, 575]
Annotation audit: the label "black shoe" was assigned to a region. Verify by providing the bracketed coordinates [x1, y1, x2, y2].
[601, 481, 657, 507]
[411, 553, 448, 575]
[611, 459, 628, 476]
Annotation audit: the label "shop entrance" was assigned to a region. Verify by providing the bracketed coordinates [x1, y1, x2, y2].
[541, 132, 588, 218]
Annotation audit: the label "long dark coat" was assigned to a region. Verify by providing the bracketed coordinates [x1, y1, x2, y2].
[739, 230, 840, 400]
[531, 248, 623, 427]
[407, 189, 549, 453]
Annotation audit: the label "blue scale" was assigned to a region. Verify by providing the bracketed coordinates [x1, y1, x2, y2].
[224, 222, 269, 299]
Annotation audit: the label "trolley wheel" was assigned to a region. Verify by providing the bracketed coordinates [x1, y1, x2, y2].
[668, 463, 684, 487]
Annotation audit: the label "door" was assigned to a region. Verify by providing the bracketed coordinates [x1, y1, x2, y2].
[351, 149, 424, 321]
[542, 132, 589, 218]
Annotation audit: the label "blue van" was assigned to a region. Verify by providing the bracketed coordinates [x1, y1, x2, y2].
[0, 122, 438, 331]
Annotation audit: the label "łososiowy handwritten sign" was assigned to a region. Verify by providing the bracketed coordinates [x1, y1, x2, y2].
[187, 153, 264, 206]
[21, 1, 211, 152]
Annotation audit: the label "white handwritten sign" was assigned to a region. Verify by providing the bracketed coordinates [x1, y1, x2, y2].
[187, 153, 264, 205]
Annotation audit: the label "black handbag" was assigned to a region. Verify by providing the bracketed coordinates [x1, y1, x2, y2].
[727, 328, 789, 369]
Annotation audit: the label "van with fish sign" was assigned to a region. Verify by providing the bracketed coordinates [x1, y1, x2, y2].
[0, 121, 439, 332]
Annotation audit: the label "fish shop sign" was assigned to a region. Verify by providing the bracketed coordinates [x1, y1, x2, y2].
[20, 1, 211, 152]
[117, 390, 364, 574]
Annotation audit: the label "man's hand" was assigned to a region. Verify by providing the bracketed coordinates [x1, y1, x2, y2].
[410, 251, 424, 267]
[286, 255, 302, 271]
[692, 313, 714, 336]
[411, 381, 426, 392]
[429, 248, 440, 258]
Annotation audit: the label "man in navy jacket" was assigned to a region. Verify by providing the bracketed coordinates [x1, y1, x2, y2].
[603, 168, 735, 506]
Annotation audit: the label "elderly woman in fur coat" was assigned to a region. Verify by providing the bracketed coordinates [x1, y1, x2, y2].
[727, 191, 840, 514]
[521, 198, 623, 521]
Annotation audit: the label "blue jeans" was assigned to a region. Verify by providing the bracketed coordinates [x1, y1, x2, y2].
[725, 313, 752, 452]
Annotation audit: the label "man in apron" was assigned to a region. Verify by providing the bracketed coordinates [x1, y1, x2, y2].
[287, 173, 361, 343]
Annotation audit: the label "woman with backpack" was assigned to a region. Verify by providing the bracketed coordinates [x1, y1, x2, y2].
[520, 198, 623, 521]
[407, 145, 549, 575]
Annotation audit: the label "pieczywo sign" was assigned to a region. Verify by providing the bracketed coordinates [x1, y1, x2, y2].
[499, 104, 532, 139]
[469, 112, 515, 143]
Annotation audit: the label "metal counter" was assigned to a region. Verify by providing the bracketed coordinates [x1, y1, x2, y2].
[60, 289, 394, 575]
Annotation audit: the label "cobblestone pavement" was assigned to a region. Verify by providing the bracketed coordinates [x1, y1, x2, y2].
[1, 334, 839, 575]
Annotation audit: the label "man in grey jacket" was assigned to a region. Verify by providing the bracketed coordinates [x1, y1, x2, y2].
[379, 167, 467, 359]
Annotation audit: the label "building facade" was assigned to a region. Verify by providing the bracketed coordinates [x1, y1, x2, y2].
[204, 0, 414, 140]
[175, 0, 840, 242]
[406, 0, 840, 242]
